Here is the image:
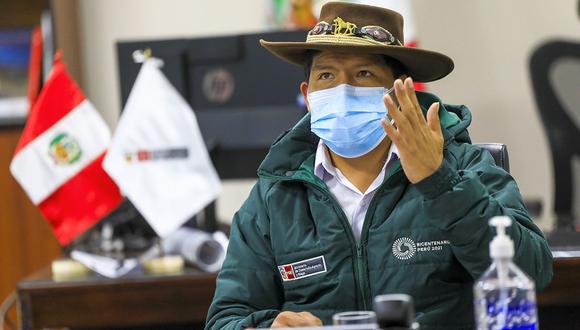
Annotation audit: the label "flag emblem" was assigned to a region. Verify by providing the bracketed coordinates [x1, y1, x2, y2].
[49, 133, 82, 165]
[278, 265, 296, 281]
[124, 148, 189, 163]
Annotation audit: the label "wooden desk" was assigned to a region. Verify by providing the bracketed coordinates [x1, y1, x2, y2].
[17, 268, 217, 330]
[537, 255, 580, 329]
[17, 256, 580, 330]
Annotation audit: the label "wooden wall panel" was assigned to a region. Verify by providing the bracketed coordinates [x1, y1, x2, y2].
[0, 0, 46, 28]
[50, 0, 83, 85]
[1, 0, 65, 322]
[0, 127, 61, 310]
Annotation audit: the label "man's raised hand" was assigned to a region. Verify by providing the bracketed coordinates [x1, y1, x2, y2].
[380, 77, 444, 184]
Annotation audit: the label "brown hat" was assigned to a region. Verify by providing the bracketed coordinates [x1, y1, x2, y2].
[260, 2, 454, 82]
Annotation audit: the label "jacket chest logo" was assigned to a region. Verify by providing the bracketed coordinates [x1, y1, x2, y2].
[277, 255, 327, 281]
[392, 237, 417, 260]
[392, 237, 451, 260]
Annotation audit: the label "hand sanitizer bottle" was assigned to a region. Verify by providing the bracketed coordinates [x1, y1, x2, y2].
[474, 216, 538, 330]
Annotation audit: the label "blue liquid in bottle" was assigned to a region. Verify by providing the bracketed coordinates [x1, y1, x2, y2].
[474, 217, 538, 330]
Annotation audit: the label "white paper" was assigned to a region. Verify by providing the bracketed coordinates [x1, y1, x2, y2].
[71, 250, 138, 278]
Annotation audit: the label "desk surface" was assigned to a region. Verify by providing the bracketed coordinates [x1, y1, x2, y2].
[537, 255, 580, 306]
[17, 255, 580, 330]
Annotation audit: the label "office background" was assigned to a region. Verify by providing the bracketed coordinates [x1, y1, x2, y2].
[73, 0, 579, 231]
[1, 1, 579, 328]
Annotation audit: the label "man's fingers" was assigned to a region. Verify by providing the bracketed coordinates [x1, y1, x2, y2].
[384, 93, 409, 133]
[404, 77, 426, 124]
[381, 118, 399, 143]
[393, 79, 416, 124]
[427, 102, 442, 135]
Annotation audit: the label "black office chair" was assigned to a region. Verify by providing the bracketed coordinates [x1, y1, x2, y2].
[475, 143, 510, 173]
[530, 40, 580, 231]
[476, 143, 545, 219]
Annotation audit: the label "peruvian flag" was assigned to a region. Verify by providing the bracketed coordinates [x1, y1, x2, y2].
[10, 54, 122, 245]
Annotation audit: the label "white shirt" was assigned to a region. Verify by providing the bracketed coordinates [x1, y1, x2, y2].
[314, 141, 399, 241]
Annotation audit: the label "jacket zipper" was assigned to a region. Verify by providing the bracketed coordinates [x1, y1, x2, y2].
[356, 244, 368, 310]
[356, 161, 403, 310]
[356, 185, 386, 309]
[303, 181, 368, 311]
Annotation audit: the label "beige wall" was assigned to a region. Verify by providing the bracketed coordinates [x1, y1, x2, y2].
[77, 0, 270, 127]
[411, 0, 579, 230]
[76, 0, 580, 230]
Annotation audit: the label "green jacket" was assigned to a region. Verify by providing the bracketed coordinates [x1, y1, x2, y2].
[205, 92, 553, 329]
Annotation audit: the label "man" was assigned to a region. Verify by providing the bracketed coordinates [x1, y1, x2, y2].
[205, 2, 553, 329]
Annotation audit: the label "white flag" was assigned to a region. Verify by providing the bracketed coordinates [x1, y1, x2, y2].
[103, 59, 221, 237]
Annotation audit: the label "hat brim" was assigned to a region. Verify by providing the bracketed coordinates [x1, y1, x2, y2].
[260, 39, 454, 83]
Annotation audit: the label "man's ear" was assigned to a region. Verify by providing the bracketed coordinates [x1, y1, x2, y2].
[300, 81, 310, 113]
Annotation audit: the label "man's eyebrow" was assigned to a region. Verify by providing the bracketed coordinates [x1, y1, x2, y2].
[311, 63, 336, 71]
[351, 62, 383, 69]
[313, 62, 382, 71]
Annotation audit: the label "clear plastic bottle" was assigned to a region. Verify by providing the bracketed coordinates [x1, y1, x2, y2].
[474, 216, 538, 330]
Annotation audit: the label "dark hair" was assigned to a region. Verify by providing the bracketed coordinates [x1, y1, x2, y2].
[303, 50, 407, 82]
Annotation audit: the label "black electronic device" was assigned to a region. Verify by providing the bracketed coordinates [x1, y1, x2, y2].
[374, 294, 418, 330]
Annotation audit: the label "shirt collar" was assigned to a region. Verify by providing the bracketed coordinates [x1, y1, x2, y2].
[314, 140, 399, 184]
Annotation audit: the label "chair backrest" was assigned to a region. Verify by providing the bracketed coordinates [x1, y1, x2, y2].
[530, 40, 580, 227]
[475, 143, 510, 173]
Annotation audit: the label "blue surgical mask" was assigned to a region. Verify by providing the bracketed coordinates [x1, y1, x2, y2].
[308, 84, 389, 158]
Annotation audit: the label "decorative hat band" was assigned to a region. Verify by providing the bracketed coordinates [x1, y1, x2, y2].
[306, 17, 403, 47]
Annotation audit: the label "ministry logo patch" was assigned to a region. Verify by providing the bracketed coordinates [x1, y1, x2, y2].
[277, 255, 327, 282]
[124, 148, 189, 163]
[392, 237, 450, 260]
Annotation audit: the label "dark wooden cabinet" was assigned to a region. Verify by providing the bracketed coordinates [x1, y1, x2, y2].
[537, 256, 580, 329]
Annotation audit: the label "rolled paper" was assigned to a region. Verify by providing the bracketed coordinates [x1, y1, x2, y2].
[161, 227, 227, 273]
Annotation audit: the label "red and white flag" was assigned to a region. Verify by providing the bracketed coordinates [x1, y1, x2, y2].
[10, 54, 122, 245]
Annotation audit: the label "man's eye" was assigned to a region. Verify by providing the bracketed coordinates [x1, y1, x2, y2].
[318, 72, 334, 80]
[357, 70, 372, 77]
